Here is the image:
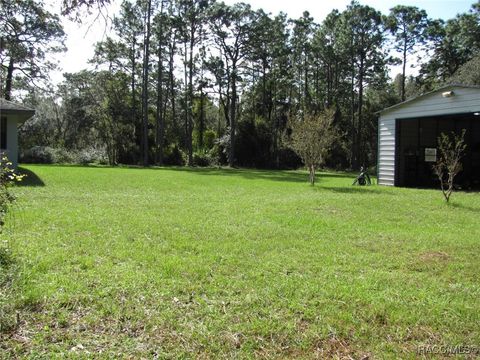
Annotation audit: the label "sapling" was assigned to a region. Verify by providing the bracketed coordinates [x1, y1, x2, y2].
[432, 130, 466, 202]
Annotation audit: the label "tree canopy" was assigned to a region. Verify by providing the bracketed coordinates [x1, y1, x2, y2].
[6, 0, 480, 171]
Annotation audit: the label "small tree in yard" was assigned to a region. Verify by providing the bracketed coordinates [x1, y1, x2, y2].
[289, 110, 337, 185]
[433, 130, 467, 202]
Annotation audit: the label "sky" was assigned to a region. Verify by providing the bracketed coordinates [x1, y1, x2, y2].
[49, 0, 476, 84]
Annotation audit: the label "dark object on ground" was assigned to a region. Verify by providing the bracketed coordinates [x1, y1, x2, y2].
[352, 167, 371, 186]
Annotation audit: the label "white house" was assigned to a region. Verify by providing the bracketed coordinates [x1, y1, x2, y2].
[0, 99, 35, 169]
[377, 85, 480, 188]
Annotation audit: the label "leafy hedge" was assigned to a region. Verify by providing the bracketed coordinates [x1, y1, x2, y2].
[20, 146, 108, 165]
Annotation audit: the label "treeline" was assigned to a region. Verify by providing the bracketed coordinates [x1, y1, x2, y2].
[3, 0, 480, 169]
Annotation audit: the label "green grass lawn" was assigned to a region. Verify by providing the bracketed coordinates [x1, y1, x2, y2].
[1, 165, 479, 358]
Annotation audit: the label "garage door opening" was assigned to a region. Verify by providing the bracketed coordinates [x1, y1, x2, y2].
[395, 112, 480, 188]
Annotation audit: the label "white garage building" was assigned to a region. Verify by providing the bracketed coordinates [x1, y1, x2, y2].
[377, 85, 480, 188]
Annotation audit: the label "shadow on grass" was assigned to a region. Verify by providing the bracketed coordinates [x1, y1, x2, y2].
[320, 186, 390, 195]
[17, 163, 358, 185]
[165, 166, 356, 184]
[16, 167, 45, 187]
[447, 202, 480, 213]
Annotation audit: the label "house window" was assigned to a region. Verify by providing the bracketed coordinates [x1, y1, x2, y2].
[0, 117, 6, 150]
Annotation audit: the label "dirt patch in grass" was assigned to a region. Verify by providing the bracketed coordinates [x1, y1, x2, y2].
[418, 251, 450, 262]
[314, 336, 370, 359]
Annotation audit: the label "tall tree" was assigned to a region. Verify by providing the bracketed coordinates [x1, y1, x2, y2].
[342, 1, 388, 168]
[153, 0, 167, 165]
[387, 5, 429, 101]
[421, 2, 480, 86]
[177, 0, 210, 165]
[290, 12, 315, 116]
[209, 2, 255, 166]
[0, 0, 65, 100]
[248, 11, 291, 166]
[141, 0, 153, 166]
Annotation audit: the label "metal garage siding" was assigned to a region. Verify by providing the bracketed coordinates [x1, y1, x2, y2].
[377, 86, 480, 186]
[378, 116, 396, 185]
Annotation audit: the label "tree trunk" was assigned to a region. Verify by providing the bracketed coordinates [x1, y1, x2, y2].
[131, 39, 137, 151]
[229, 66, 237, 167]
[156, 31, 164, 165]
[187, 26, 195, 166]
[4, 58, 14, 100]
[183, 41, 190, 165]
[357, 55, 364, 168]
[168, 41, 177, 139]
[199, 87, 204, 149]
[141, 0, 152, 166]
[401, 39, 407, 102]
[309, 164, 315, 185]
[350, 57, 356, 169]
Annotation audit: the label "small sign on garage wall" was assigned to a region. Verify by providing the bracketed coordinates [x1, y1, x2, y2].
[425, 148, 437, 162]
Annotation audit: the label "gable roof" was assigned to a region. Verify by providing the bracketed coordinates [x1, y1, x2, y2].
[378, 84, 480, 116]
[0, 98, 35, 122]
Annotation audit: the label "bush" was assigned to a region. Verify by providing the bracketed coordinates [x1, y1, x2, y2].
[0, 156, 23, 230]
[277, 148, 302, 169]
[211, 137, 228, 166]
[21, 146, 56, 164]
[76, 148, 108, 165]
[235, 120, 272, 168]
[20, 147, 108, 165]
[163, 145, 187, 166]
[193, 150, 213, 167]
[203, 130, 217, 150]
[53, 148, 76, 163]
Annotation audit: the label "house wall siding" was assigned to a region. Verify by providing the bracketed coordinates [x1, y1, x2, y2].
[6, 117, 19, 168]
[378, 86, 480, 186]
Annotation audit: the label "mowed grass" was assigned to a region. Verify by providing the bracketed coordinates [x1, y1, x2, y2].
[1, 165, 479, 358]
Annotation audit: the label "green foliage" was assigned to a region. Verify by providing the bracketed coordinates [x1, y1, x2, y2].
[386, 5, 429, 101]
[0, 156, 23, 231]
[163, 145, 187, 166]
[289, 110, 337, 184]
[0, 0, 65, 99]
[192, 149, 212, 167]
[420, 2, 480, 85]
[449, 54, 480, 85]
[202, 129, 217, 150]
[21, 146, 107, 165]
[21, 146, 57, 164]
[12, 0, 480, 172]
[235, 119, 272, 168]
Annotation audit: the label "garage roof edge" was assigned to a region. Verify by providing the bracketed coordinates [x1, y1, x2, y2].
[377, 84, 480, 116]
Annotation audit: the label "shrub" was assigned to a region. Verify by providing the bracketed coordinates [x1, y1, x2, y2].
[193, 150, 212, 167]
[0, 156, 24, 230]
[21, 146, 56, 164]
[277, 148, 302, 169]
[289, 110, 337, 185]
[211, 139, 228, 166]
[203, 129, 217, 150]
[53, 148, 77, 163]
[76, 148, 108, 165]
[433, 130, 467, 202]
[0, 157, 23, 334]
[163, 145, 187, 166]
[20, 147, 108, 165]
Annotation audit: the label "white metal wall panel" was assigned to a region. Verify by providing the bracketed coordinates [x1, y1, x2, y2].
[378, 117, 396, 185]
